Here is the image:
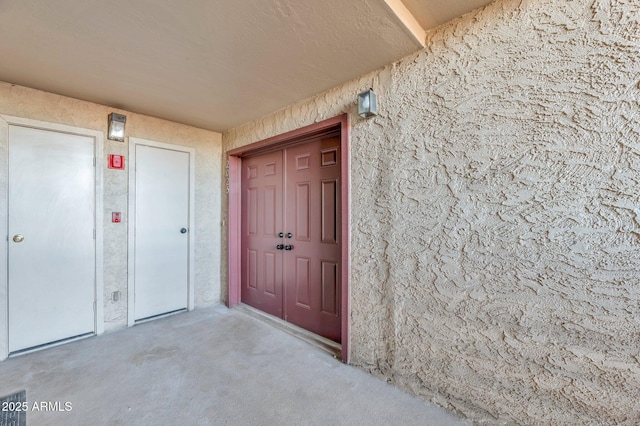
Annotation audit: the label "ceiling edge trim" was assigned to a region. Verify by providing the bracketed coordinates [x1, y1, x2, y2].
[381, 0, 426, 48]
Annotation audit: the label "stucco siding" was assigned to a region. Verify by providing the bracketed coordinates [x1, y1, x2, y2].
[223, 0, 640, 423]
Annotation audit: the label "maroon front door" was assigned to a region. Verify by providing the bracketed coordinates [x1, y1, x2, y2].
[241, 136, 341, 342]
[241, 150, 284, 318]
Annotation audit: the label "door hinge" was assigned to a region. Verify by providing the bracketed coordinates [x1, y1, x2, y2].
[94, 301, 97, 312]
[93, 157, 96, 167]
[93, 229, 96, 239]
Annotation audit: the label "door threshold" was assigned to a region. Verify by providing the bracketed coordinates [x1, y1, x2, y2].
[9, 332, 95, 358]
[234, 304, 342, 360]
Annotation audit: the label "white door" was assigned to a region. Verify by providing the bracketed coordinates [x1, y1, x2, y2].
[134, 144, 190, 321]
[8, 125, 95, 353]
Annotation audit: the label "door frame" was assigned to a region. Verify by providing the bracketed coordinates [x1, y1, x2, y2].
[0, 115, 104, 361]
[227, 114, 351, 362]
[127, 137, 195, 326]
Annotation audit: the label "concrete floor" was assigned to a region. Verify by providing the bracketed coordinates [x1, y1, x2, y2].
[0, 305, 470, 426]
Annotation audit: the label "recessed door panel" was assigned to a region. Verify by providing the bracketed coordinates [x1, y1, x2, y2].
[264, 186, 277, 237]
[295, 257, 311, 308]
[321, 180, 338, 243]
[264, 252, 277, 295]
[321, 261, 338, 316]
[134, 145, 190, 320]
[248, 250, 258, 289]
[248, 188, 258, 235]
[296, 182, 311, 241]
[8, 125, 95, 352]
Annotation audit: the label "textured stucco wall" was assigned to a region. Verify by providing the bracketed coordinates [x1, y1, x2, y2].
[223, 0, 640, 423]
[0, 82, 222, 333]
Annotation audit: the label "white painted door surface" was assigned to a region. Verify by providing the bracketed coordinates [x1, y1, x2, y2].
[134, 145, 190, 320]
[8, 125, 95, 353]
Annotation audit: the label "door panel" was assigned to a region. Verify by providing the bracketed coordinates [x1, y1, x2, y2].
[321, 261, 338, 315]
[264, 186, 277, 236]
[134, 145, 190, 320]
[295, 182, 311, 240]
[241, 137, 341, 342]
[8, 125, 95, 352]
[284, 138, 341, 342]
[241, 150, 284, 317]
[295, 257, 311, 307]
[321, 180, 338, 243]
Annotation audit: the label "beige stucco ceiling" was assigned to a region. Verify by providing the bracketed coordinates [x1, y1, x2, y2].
[0, 0, 493, 132]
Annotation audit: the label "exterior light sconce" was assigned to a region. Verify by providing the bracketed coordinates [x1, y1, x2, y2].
[357, 88, 378, 118]
[107, 113, 127, 142]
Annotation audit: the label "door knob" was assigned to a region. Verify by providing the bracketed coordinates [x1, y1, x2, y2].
[13, 234, 24, 243]
[284, 244, 293, 251]
[286, 233, 293, 238]
[180, 228, 188, 234]
[276, 244, 284, 250]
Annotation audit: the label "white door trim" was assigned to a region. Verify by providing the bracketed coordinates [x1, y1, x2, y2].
[0, 114, 104, 361]
[128, 137, 195, 326]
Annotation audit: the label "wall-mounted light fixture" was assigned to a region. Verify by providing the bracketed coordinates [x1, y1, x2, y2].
[357, 88, 378, 118]
[107, 113, 127, 142]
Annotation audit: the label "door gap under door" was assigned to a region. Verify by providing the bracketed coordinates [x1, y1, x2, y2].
[134, 308, 188, 324]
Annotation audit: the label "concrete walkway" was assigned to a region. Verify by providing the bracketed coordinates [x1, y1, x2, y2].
[0, 305, 470, 426]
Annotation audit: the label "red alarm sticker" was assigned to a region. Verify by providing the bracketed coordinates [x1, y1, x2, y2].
[108, 154, 125, 169]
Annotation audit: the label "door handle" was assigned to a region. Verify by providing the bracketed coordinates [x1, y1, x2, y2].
[180, 228, 188, 234]
[276, 244, 284, 250]
[13, 234, 24, 243]
[286, 233, 293, 238]
[284, 245, 293, 251]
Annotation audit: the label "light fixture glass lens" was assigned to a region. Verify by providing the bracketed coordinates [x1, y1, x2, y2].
[361, 94, 369, 109]
[110, 123, 125, 139]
